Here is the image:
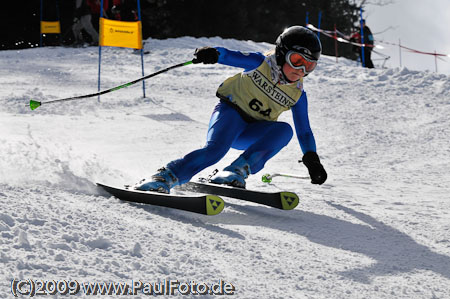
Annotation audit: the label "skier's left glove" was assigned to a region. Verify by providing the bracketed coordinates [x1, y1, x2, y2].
[193, 47, 219, 64]
[302, 152, 327, 185]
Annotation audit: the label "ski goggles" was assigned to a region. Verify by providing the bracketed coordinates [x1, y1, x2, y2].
[285, 51, 318, 74]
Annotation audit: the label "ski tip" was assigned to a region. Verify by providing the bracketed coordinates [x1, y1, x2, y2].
[280, 192, 299, 210]
[205, 195, 225, 215]
[30, 100, 41, 110]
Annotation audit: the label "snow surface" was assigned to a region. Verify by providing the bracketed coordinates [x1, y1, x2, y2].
[1, 37, 450, 298]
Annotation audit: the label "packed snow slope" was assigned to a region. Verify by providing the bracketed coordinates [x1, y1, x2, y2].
[1, 37, 450, 298]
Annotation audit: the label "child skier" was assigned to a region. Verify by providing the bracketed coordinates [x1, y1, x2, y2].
[135, 26, 327, 193]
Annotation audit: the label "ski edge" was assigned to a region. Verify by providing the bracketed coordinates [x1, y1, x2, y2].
[180, 182, 299, 210]
[96, 183, 225, 216]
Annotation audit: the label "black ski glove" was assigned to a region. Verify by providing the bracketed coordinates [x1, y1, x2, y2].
[302, 152, 327, 185]
[193, 47, 219, 64]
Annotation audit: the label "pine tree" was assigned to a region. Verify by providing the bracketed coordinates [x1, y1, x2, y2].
[140, 0, 361, 60]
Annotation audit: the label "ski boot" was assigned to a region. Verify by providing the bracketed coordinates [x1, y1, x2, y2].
[210, 156, 251, 188]
[135, 167, 179, 193]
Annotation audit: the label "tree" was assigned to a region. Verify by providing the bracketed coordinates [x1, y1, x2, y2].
[140, 0, 363, 60]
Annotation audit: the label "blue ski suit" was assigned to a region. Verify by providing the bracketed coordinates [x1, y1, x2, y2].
[166, 47, 317, 184]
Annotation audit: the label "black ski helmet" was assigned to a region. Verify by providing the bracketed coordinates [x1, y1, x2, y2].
[275, 26, 322, 67]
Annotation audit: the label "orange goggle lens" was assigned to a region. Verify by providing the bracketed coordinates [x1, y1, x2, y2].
[286, 52, 317, 73]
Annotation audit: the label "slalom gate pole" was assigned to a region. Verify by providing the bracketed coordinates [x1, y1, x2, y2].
[262, 173, 310, 183]
[359, 7, 366, 67]
[29, 60, 195, 110]
[40, 0, 43, 47]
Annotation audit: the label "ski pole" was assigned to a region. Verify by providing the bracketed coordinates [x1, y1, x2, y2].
[262, 173, 310, 183]
[29, 60, 195, 110]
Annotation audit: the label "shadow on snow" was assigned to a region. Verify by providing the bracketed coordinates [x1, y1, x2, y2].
[109, 194, 450, 284]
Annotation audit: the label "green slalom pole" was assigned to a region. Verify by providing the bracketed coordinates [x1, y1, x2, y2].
[262, 173, 310, 183]
[29, 60, 195, 110]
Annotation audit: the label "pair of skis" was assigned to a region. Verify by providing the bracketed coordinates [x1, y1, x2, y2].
[97, 181, 299, 216]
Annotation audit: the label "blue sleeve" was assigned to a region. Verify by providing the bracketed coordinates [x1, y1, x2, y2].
[291, 91, 317, 154]
[215, 47, 265, 72]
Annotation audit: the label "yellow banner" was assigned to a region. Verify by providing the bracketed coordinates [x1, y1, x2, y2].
[99, 18, 142, 49]
[40, 21, 61, 34]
